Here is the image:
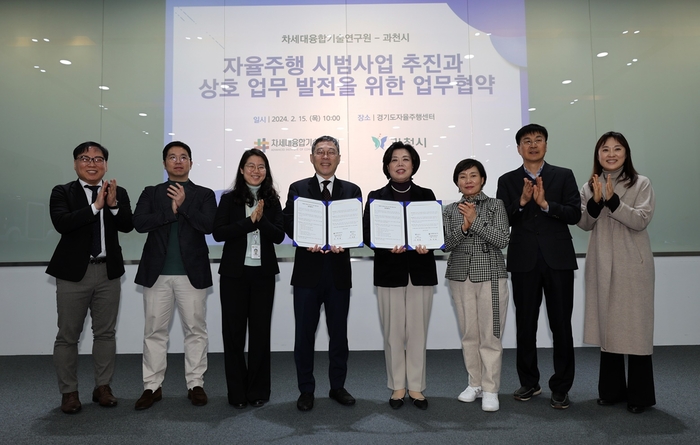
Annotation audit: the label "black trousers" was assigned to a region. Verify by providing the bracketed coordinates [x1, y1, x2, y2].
[220, 267, 275, 404]
[599, 350, 656, 407]
[511, 252, 575, 393]
[293, 258, 350, 394]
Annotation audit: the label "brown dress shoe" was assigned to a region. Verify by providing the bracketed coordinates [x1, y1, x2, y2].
[92, 385, 118, 407]
[135, 387, 162, 410]
[188, 386, 208, 406]
[61, 391, 82, 414]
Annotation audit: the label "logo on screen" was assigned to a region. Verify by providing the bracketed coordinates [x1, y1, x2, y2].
[253, 138, 269, 152]
[372, 134, 388, 150]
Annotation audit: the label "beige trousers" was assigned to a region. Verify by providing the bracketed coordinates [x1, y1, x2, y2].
[449, 278, 509, 393]
[377, 281, 434, 392]
[142, 275, 208, 391]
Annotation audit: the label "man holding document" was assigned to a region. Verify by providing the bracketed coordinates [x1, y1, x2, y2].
[283, 135, 363, 411]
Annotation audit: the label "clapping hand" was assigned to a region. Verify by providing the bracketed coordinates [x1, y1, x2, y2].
[605, 174, 614, 200]
[520, 178, 534, 207]
[168, 183, 186, 214]
[533, 176, 548, 210]
[251, 199, 264, 223]
[458, 202, 476, 232]
[104, 179, 118, 208]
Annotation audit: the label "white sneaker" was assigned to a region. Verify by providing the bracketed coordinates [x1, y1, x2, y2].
[458, 386, 482, 402]
[482, 392, 499, 412]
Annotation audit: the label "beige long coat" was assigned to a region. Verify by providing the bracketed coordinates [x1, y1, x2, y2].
[578, 171, 655, 355]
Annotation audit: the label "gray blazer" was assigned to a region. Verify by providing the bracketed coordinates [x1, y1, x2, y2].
[443, 191, 509, 283]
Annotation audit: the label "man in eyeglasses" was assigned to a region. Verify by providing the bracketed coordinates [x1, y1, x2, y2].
[496, 124, 581, 410]
[283, 135, 362, 411]
[132, 141, 217, 410]
[47, 142, 134, 414]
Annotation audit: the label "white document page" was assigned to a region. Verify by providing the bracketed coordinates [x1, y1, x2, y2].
[369, 199, 406, 249]
[406, 200, 445, 250]
[292, 196, 326, 248]
[328, 198, 364, 248]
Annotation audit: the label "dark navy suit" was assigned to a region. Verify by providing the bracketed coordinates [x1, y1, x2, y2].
[283, 176, 362, 393]
[497, 162, 581, 393]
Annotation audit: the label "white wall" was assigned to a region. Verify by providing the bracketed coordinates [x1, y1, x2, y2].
[1, 257, 698, 356]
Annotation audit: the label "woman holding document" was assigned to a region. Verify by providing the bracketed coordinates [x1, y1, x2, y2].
[443, 158, 510, 412]
[362, 141, 438, 410]
[212, 149, 285, 408]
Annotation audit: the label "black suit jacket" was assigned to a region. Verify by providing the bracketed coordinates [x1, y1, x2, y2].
[362, 182, 438, 287]
[496, 162, 581, 273]
[133, 180, 216, 289]
[283, 176, 362, 290]
[212, 192, 285, 278]
[46, 180, 133, 281]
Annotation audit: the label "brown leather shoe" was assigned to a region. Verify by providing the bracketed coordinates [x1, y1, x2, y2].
[135, 387, 162, 410]
[188, 386, 208, 406]
[61, 391, 82, 414]
[92, 385, 118, 407]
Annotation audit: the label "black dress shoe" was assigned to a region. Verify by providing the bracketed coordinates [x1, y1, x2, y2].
[389, 397, 405, 409]
[597, 398, 616, 406]
[551, 392, 570, 409]
[61, 391, 82, 414]
[513, 384, 542, 401]
[329, 388, 356, 406]
[627, 405, 646, 414]
[230, 401, 247, 409]
[297, 392, 314, 411]
[188, 386, 208, 406]
[408, 395, 428, 410]
[135, 387, 162, 411]
[249, 399, 266, 408]
[92, 385, 117, 407]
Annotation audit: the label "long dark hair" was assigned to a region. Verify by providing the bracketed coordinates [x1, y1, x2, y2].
[227, 149, 279, 206]
[588, 131, 638, 190]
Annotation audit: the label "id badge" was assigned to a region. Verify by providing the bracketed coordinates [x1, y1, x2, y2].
[250, 231, 261, 259]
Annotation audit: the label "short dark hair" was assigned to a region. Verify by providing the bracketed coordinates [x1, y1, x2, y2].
[73, 141, 108, 161]
[452, 158, 487, 187]
[163, 141, 192, 161]
[590, 131, 638, 189]
[227, 148, 279, 206]
[382, 141, 420, 179]
[515, 123, 548, 145]
[311, 135, 340, 154]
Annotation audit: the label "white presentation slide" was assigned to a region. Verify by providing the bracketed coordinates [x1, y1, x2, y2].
[166, 0, 528, 204]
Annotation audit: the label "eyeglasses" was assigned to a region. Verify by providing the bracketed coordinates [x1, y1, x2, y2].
[313, 149, 338, 157]
[244, 163, 266, 172]
[76, 155, 106, 165]
[520, 138, 545, 146]
[166, 155, 191, 163]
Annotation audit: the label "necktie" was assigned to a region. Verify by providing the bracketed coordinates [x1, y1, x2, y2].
[85, 185, 102, 258]
[321, 180, 331, 201]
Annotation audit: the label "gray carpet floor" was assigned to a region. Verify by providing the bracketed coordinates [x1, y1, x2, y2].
[1, 346, 698, 444]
